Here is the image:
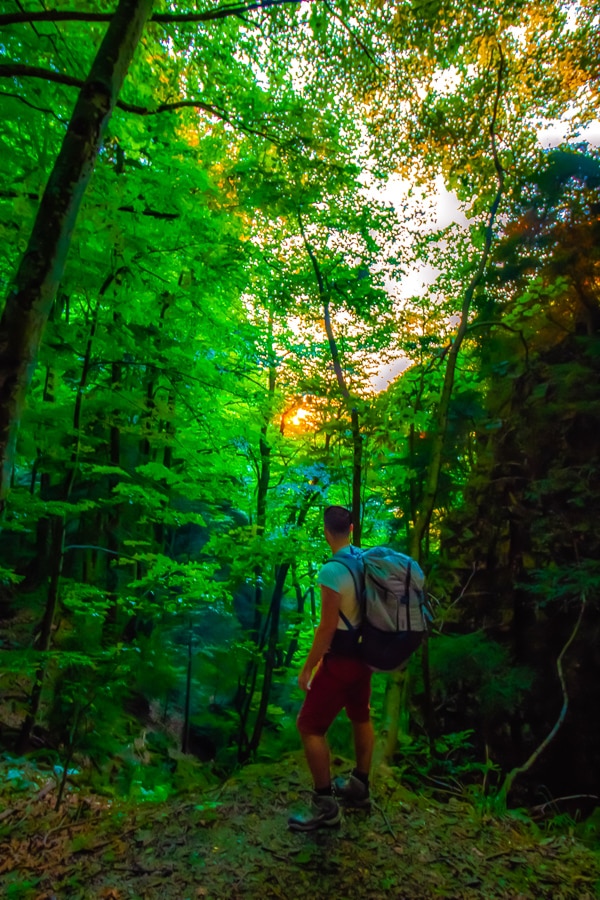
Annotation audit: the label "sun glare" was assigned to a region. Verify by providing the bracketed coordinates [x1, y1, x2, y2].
[291, 407, 311, 426]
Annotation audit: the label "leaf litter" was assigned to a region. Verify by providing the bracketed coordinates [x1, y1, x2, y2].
[1, 754, 599, 899]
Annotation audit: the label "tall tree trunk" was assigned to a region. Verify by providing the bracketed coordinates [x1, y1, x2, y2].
[408, 51, 505, 561]
[322, 295, 363, 545]
[247, 560, 289, 757]
[252, 319, 276, 637]
[33, 364, 56, 581]
[283, 559, 313, 667]
[382, 664, 412, 763]
[0, 0, 154, 513]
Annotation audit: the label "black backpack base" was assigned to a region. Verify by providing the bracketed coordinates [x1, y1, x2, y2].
[359, 624, 424, 672]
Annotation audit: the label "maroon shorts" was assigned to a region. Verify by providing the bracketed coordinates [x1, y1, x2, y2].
[297, 654, 373, 737]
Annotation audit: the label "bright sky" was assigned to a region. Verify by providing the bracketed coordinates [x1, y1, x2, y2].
[368, 116, 600, 393]
[365, 174, 467, 392]
[538, 119, 600, 148]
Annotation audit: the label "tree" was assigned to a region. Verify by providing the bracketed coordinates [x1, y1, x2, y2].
[0, 0, 155, 510]
[0, 0, 316, 511]
[1, 0, 599, 798]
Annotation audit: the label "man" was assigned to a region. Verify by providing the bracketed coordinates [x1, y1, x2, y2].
[288, 505, 374, 832]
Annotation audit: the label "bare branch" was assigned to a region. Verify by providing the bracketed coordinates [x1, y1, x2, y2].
[497, 589, 588, 808]
[532, 794, 600, 815]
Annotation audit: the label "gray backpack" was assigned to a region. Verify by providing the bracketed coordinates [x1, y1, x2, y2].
[335, 546, 430, 672]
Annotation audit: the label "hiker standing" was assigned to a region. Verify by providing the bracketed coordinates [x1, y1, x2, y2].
[288, 505, 374, 832]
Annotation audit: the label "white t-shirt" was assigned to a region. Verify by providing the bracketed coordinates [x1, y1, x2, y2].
[317, 546, 362, 630]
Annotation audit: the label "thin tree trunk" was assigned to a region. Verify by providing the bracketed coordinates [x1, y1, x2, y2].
[283, 559, 312, 667]
[247, 493, 318, 756]
[20, 270, 126, 745]
[382, 665, 411, 764]
[350, 407, 363, 545]
[408, 50, 505, 560]
[102, 343, 124, 644]
[163, 388, 176, 470]
[17, 514, 65, 750]
[298, 212, 363, 542]
[0, 0, 154, 512]
[322, 292, 363, 545]
[382, 50, 507, 765]
[236, 314, 277, 757]
[64, 297, 102, 501]
[33, 365, 56, 580]
[247, 561, 289, 756]
[182, 627, 193, 754]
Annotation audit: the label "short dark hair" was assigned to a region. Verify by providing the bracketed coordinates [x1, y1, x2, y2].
[324, 505, 352, 536]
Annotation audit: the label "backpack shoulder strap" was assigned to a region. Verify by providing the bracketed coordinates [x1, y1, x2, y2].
[326, 552, 365, 627]
[404, 559, 412, 629]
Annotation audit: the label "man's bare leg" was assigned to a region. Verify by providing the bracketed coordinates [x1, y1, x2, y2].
[289, 732, 340, 831]
[352, 719, 374, 776]
[300, 732, 331, 790]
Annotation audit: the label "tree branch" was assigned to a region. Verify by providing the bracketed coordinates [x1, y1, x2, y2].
[0, 88, 67, 122]
[0, 0, 310, 27]
[464, 320, 530, 368]
[0, 64, 281, 141]
[496, 588, 587, 808]
[321, 0, 380, 69]
[0, 63, 82, 89]
[297, 209, 348, 400]
[64, 544, 138, 561]
[0, 188, 179, 219]
[117, 205, 179, 219]
[297, 207, 363, 544]
[408, 45, 506, 560]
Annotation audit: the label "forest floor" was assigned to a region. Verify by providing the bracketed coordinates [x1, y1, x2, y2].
[1, 752, 599, 900]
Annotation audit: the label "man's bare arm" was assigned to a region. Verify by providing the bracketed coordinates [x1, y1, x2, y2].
[299, 585, 340, 691]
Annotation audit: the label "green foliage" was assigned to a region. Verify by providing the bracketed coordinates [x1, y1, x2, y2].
[576, 807, 600, 850]
[0, 0, 598, 815]
[0, 565, 24, 586]
[428, 631, 533, 719]
[522, 561, 600, 609]
[394, 728, 496, 790]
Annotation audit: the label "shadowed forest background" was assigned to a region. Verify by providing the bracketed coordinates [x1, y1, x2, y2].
[0, 0, 599, 896]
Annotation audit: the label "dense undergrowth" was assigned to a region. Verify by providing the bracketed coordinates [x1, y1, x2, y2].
[1, 751, 599, 900]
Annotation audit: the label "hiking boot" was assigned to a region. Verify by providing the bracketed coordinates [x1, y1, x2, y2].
[333, 774, 371, 809]
[287, 793, 341, 832]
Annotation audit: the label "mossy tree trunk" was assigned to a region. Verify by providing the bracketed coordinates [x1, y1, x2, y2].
[0, 0, 154, 513]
